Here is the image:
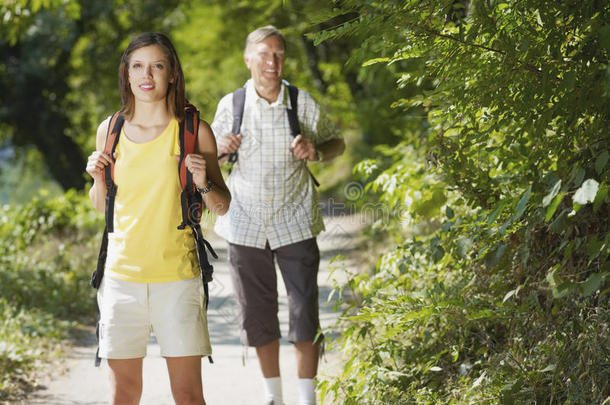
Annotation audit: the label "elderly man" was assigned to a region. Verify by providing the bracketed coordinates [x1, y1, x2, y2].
[211, 25, 345, 405]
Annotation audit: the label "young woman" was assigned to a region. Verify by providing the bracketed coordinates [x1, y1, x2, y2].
[85, 32, 230, 405]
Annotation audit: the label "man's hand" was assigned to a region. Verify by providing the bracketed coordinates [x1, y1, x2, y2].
[290, 134, 317, 161]
[217, 133, 242, 156]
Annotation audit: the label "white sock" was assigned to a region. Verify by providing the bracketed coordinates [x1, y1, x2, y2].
[298, 378, 316, 405]
[263, 376, 283, 404]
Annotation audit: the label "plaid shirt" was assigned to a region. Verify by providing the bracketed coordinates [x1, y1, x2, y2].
[211, 79, 340, 249]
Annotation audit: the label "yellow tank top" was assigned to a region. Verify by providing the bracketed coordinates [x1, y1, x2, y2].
[105, 118, 199, 283]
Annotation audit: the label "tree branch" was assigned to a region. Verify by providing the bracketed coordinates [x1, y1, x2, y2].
[410, 24, 543, 76]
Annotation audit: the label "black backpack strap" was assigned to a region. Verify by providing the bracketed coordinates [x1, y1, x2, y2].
[92, 113, 124, 368]
[287, 84, 301, 136]
[104, 113, 124, 233]
[218, 87, 246, 163]
[91, 226, 108, 289]
[90, 113, 123, 290]
[176, 107, 218, 309]
[191, 223, 218, 309]
[178, 108, 203, 230]
[287, 85, 320, 187]
[231, 87, 246, 136]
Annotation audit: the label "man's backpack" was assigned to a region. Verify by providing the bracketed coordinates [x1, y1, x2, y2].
[90, 103, 217, 366]
[219, 83, 319, 187]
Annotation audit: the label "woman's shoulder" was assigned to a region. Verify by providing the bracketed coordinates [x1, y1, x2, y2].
[97, 115, 113, 133]
[94, 115, 115, 150]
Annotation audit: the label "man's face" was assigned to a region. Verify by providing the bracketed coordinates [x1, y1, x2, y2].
[245, 35, 285, 90]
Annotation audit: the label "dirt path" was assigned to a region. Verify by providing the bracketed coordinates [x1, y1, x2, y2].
[25, 214, 365, 405]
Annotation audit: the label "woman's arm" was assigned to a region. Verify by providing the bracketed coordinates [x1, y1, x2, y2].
[188, 120, 231, 216]
[86, 118, 112, 213]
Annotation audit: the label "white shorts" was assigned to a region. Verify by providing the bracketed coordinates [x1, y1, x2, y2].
[97, 276, 212, 359]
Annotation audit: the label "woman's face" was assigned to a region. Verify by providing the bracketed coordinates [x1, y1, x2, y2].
[127, 44, 173, 103]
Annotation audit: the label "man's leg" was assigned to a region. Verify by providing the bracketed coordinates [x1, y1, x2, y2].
[108, 358, 143, 405]
[166, 356, 205, 405]
[275, 238, 322, 405]
[294, 341, 320, 378]
[228, 242, 283, 404]
[256, 338, 280, 377]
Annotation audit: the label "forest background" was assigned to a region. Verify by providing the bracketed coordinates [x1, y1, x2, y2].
[0, 0, 608, 403]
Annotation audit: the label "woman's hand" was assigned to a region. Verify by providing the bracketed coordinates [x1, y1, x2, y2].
[185, 153, 208, 189]
[86, 151, 113, 183]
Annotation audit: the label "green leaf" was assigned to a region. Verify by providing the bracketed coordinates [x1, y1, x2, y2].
[587, 236, 604, 261]
[570, 166, 585, 187]
[456, 236, 473, 258]
[362, 57, 391, 66]
[581, 273, 602, 297]
[573, 179, 599, 205]
[514, 185, 531, 220]
[593, 184, 608, 213]
[545, 193, 565, 222]
[451, 347, 459, 362]
[599, 24, 610, 53]
[595, 151, 609, 174]
[502, 286, 521, 303]
[487, 202, 505, 224]
[445, 206, 455, 219]
[542, 179, 561, 207]
[485, 243, 507, 268]
[432, 245, 445, 262]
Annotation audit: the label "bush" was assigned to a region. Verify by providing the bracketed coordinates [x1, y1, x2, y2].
[315, 0, 610, 403]
[0, 190, 102, 398]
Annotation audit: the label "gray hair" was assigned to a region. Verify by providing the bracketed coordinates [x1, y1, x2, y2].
[244, 25, 286, 55]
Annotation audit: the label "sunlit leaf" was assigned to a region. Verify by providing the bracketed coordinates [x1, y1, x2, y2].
[542, 179, 561, 207]
[595, 151, 609, 174]
[514, 185, 532, 220]
[545, 193, 565, 222]
[573, 179, 599, 205]
[581, 273, 602, 297]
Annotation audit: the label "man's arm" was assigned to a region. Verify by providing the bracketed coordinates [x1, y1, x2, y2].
[210, 93, 238, 165]
[291, 135, 345, 162]
[314, 138, 345, 162]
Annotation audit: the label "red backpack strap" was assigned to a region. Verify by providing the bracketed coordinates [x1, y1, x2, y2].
[179, 103, 200, 191]
[178, 103, 202, 228]
[101, 112, 123, 187]
[177, 103, 217, 312]
[102, 112, 124, 234]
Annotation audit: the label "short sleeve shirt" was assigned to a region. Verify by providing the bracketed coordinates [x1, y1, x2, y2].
[211, 79, 340, 249]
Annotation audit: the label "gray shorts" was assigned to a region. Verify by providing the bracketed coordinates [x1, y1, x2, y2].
[228, 238, 322, 347]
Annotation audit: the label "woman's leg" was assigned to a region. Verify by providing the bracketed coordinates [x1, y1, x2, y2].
[166, 356, 205, 405]
[108, 358, 143, 405]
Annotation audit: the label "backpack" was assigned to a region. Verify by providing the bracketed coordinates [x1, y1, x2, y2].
[90, 103, 217, 366]
[219, 83, 319, 187]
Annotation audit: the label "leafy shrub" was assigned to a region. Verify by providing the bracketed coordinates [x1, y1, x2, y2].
[0, 190, 102, 398]
[315, 0, 610, 403]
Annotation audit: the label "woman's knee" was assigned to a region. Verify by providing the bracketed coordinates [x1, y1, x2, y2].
[108, 358, 143, 405]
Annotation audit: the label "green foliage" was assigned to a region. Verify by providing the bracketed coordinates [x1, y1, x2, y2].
[0, 0, 183, 190]
[315, 0, 610, 403]
[0, 190, 102, 398]
[0, 299, 72, 399]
